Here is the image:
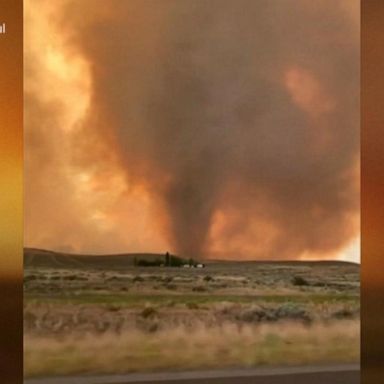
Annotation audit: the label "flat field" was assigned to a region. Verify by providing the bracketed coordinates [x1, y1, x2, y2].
[24, 249, 360, 378]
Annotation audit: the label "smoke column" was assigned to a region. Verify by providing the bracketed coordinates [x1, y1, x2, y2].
[25, 0, 359, 260]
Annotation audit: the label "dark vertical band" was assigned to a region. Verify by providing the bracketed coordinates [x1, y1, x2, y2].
[362, 0, 384, 382]
[0, 0, 23, 383]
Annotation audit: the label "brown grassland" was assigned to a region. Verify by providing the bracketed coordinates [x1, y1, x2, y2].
[24, 250, 360, 378]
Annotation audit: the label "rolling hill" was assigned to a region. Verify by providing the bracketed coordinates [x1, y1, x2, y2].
[24, 247, 358, 270]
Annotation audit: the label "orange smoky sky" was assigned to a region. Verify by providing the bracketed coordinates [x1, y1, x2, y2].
[24, 0, 360, 262]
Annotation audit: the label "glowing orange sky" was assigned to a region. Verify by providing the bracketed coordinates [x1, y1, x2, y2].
[24, 0, 360, 262]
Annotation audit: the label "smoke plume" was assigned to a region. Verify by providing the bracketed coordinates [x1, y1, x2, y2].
[25, 0, 359, 260]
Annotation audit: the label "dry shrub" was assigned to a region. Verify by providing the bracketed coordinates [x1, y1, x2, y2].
[24, 320, 359, 378]
[141, 306, 157, 319]
[292, 276, 309, 286]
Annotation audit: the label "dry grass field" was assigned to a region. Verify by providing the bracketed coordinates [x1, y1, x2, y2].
[24, 249, 360, 378]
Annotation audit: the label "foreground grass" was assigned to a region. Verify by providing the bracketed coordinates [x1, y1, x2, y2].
[24, 320, 359, 378]
[24, 292, 359, 307]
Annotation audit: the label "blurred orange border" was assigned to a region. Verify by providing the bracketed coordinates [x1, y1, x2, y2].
[362, 1, 384, 383]
[0, 0, 23, 382]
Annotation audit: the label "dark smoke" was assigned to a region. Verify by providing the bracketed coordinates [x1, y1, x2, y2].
[61, 0, 359, 259]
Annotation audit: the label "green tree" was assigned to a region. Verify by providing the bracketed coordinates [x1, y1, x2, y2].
[165, 252, 170, 267]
